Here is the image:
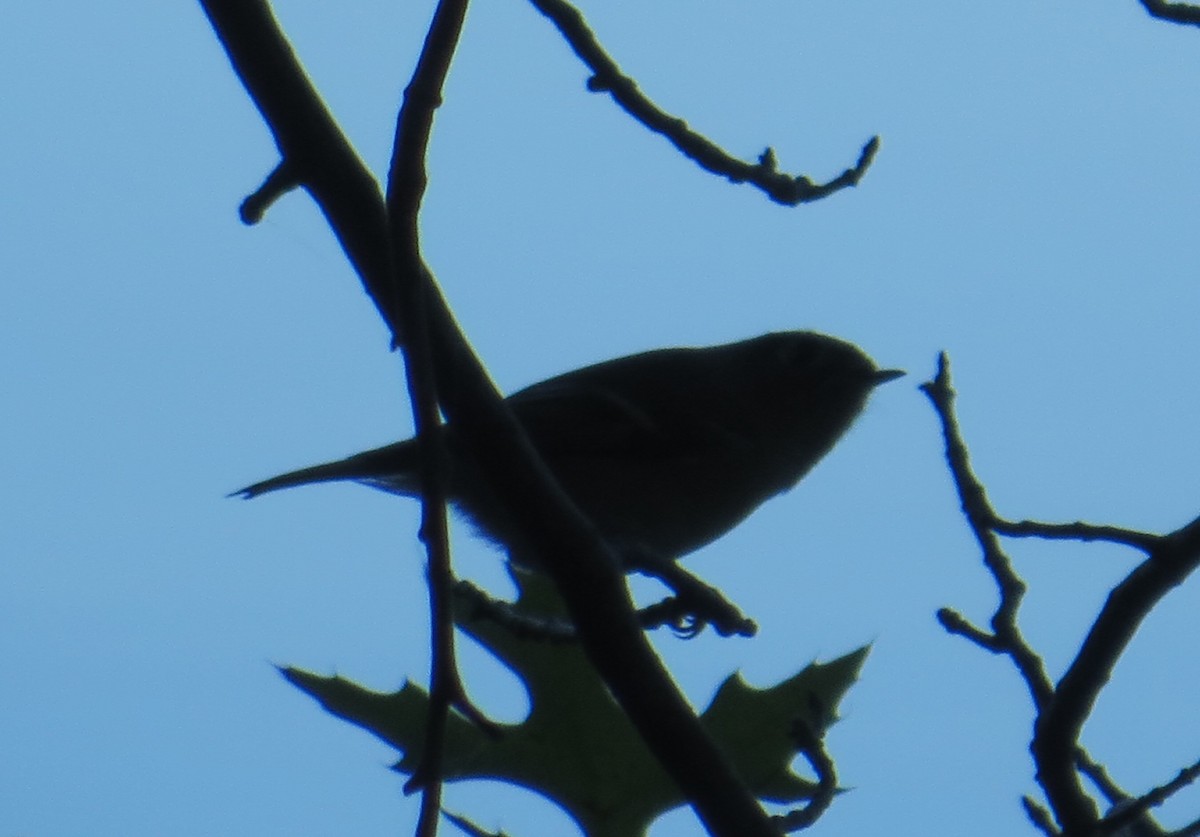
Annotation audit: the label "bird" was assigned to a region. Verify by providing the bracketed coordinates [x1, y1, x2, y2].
[233, 331, 902, 567]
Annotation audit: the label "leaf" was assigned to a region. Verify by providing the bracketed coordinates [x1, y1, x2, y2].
[283, 566, 868, 837]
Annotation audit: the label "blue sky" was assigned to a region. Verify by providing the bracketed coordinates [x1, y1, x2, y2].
[4, 1, 1200, 835]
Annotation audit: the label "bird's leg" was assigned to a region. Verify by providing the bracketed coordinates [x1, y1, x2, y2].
[454, 558, 756, 641]
[623, 547, 758, 638]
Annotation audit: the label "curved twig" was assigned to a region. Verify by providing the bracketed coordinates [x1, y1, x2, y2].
[923, 351, 1200, 835]
[527, 0, 879, 205]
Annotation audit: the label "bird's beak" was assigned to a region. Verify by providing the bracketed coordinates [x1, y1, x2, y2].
[873, 368, 906, 386]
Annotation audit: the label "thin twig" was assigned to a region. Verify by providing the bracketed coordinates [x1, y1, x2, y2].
[922, 352, 1200, 836]
[1077, 749, 1133, 807]
[381, 0, 475, 832]
[526, 0, 879, 206]
[920, 353, 1056, 711]
[239, 160, 299, 223]
[992, 518, 1161, 553]
[1033, 516, 1200, 834]
[773, 716, 837, 831]
[936, 607, 1006, 652]
[1024, 796, 1062, 837]
[454, 579, 579, 642]
[1093, 757, 1200, 835]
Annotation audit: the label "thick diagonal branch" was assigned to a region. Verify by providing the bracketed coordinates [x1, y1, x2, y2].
[200, 3, 778, 833]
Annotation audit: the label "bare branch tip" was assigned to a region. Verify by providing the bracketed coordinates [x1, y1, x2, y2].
[937, 607, 1003, 651]
[239, 160, 300, 225]
[919, 351, 954, 398]
[853, 136, 881, 175]
[935, 350, 951, 379]
[1022, 796, 1061, 837]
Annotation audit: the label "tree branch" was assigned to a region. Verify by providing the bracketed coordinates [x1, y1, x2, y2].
[379, 2, 476, 833]
[1024, 796, 1062, 837]
[1094, 756, 1200, 836]
[921, 353, 1056, 711]
[923, 351, 1200, 836]
[1033, 516, 1200, 835]
[199, 2, 778, 833]
[773, 715, 837, 831]
[199, 0, 401, 339]
[1139, 0, 1200, 26]
[527, 0, 879, 205]
[991, 518, 1160, 553]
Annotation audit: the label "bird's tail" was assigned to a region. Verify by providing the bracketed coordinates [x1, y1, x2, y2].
[230, 440, 419, 499]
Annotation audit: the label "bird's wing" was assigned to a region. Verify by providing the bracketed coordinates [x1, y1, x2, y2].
[507, 375, 749, 460]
